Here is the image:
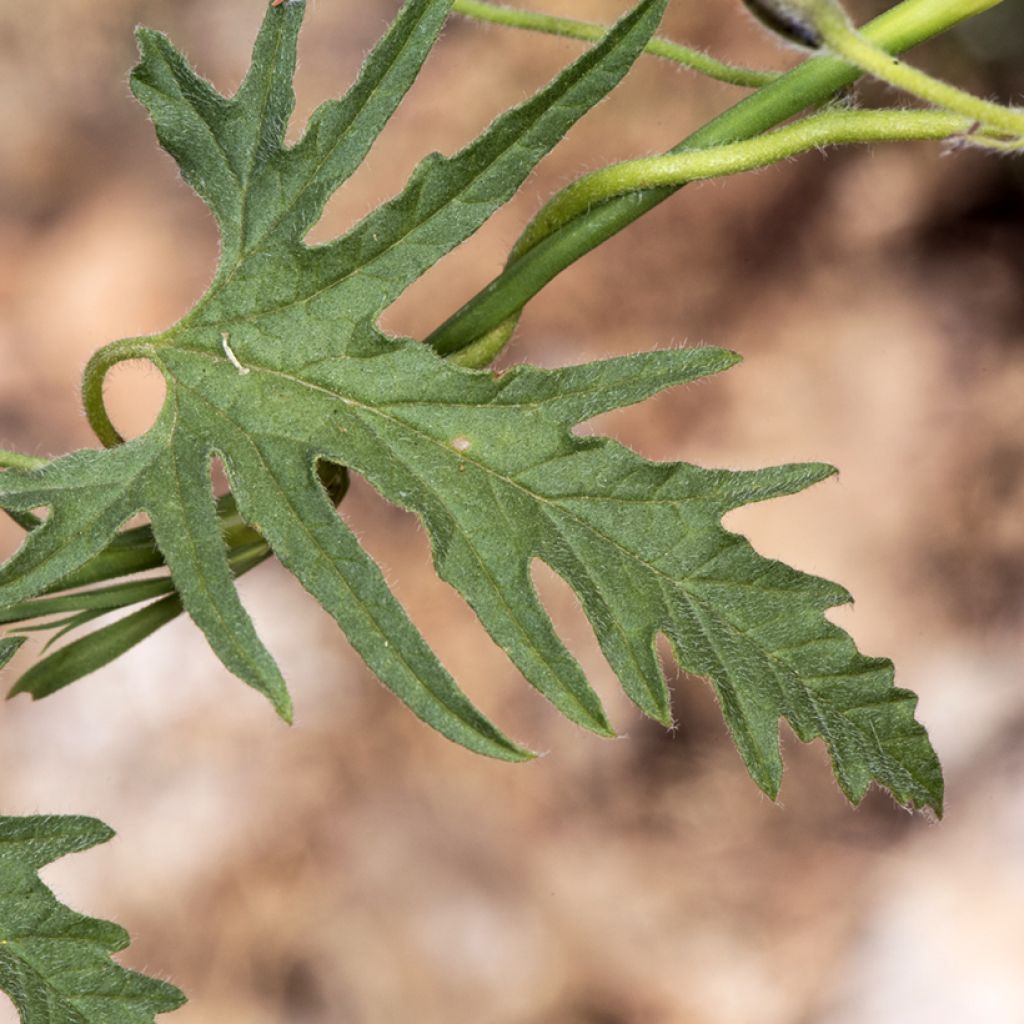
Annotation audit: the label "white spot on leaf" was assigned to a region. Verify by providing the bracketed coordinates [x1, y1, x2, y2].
[221, 333, 250, 376]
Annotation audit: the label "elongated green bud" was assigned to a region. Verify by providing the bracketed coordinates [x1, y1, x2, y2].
[741, 0, 823, 47]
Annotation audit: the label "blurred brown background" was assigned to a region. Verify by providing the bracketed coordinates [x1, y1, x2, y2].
[1, 1, 1022, 1021]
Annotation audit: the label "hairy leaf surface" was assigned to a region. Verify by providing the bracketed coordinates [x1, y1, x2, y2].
[0, 816, 185, 1022]
[0, 638, 24, 673]
[0, 0, 942, 810]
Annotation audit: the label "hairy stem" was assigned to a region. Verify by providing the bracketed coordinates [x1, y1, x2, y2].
[452, 0, 780, 88]
[429, 0, 1009, 357]
[517, 108, 970, 256]
[801, 0, 1024, 143]
[81, 339, 162, 448]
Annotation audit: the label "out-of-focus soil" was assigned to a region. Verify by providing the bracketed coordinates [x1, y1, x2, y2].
[1, 2, 1022, 1021]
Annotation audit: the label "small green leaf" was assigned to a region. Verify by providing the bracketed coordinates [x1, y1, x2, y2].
[0, 815, 185, 1023]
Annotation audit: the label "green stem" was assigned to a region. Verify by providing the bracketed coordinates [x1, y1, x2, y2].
[429, 0, 1008, 357]
[81, 338, 162, 448]
[518, 108, 970, 255]
[452, 0, 780, 88]
[803, 0, 1024, 143]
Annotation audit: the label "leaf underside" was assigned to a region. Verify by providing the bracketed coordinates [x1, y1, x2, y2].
[0, 0, 942, 813]
[0, 816, 185, 1023]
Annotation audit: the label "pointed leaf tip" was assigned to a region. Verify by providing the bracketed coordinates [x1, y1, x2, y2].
[0, 637, 25, 673]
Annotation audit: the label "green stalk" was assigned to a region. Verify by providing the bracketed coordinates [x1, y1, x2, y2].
[428, 0, 1007, 357]
[452, 0, 780, 88]
[803, 0, 1024, 143]
[517, 108, 969, 254]
[81, 338, 160, 449]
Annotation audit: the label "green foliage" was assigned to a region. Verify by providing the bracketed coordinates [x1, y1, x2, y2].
[0, 815, 185, 1022]
[0, 638, 24, 673]
[0, 0, 944, 812]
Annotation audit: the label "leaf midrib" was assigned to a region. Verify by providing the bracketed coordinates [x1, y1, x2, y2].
[159, 347, 913, 767]
[166, 349, 734, 599]
[236, 23, 287, 251]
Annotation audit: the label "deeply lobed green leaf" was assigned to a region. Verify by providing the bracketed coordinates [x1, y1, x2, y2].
[0, 0, 942, 811]
[0, 816, 185, 1022]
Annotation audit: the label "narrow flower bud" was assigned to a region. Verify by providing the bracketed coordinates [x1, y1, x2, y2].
[741, 0, 824, 49]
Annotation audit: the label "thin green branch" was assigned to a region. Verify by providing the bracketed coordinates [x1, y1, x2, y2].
[452, 0, 780, 88]
[448, 107, 974, 370]
[428, 0, 1012, 359]
[517, 108, 971, 255]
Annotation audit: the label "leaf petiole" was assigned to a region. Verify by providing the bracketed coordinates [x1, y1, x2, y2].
[81, 338, 163, 449]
